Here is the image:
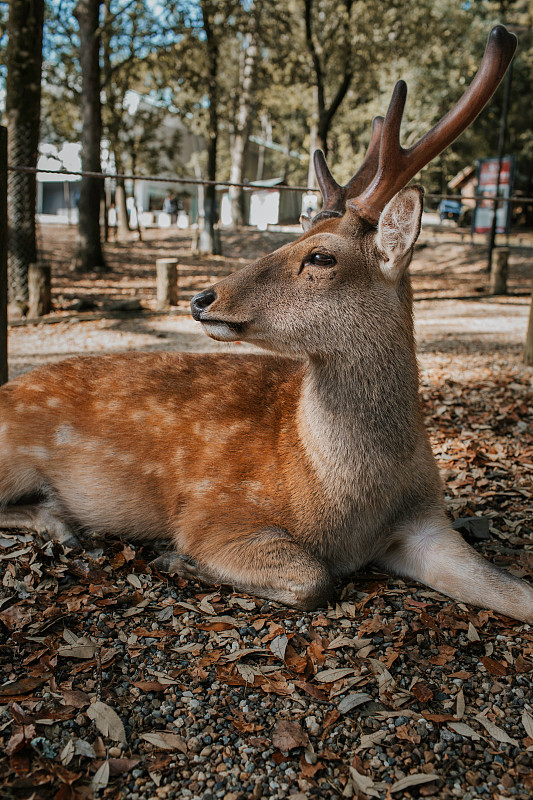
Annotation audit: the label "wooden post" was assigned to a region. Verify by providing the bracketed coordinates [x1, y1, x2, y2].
[191, 224, 199, 254]
[156, 258, 179, 309]
[28, 263, 52, 318]
[0, 126, 7, 385]
[490, 247, 509, 295]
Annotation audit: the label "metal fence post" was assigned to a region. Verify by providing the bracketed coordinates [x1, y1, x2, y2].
[0, 126, 8, 385]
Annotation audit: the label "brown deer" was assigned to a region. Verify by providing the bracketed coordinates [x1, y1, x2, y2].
[1, 27, 531, 622]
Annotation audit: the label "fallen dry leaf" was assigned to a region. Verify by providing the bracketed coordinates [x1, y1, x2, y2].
[272, 720, 309, 752]
[455, 688, 465, 719]
[132, 681, 174, 692]
[0, 675, 50, 699]
[515, 655, 533, 673]
[293, 681, 328, 702]
[448, 722, 484, 741]
[224, 648, 267, 662]
[314, 668, 356, 683]
[270, 634, 288, 660]
[337, 693, 372, 714]
[0, 604, 33, 630]
[480, 656, 507, 676]
[7, 725, 36, 756]
[107, 757, 141, 776]
[412, 682, 433, 702]
[475, 715, 519, 746]
[87, 701, 126, 744]
[60, 690, 91, 708]
[349, 766, 379, 798]
[141, 732, 188, 753]
[522, 710, 533, 739]
[467, 622, 480, 641]
[395, 724, 421, 744]
[299, 752, 324, 778]
[92, 760, 110, 790]
[58, 637, 99, 660]
[390, 772, 440, 792]
[235, 664, 256, 684]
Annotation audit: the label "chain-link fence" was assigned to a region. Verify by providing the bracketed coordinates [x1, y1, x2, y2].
[0, 128, 7, 386]
[7, 122, 39, 308]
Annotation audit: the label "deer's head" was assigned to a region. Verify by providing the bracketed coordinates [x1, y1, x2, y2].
[191, 27, 516, 358]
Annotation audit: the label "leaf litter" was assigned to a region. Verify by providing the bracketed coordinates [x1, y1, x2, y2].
[1, 233, 533, 798]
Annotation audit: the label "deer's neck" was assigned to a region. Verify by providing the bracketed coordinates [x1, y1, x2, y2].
[297, 331, 421, 498]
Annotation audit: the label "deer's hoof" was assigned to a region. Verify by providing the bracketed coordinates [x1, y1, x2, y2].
[150, 552, 198, 575]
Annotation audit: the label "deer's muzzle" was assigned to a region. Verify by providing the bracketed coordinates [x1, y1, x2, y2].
[191, 288, 217, 321]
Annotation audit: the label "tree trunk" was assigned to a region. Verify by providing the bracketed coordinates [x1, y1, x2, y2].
[304, 0, 353, 162]
[256, 115, 270, 182]
[6, 0, 44, 311]
[198, 1, 220, 255]
[228, 28, 258, 229]
[228, 133, 247, 230]
[191, 147, 204, 253]
[73, 0, 106, 272]
[129, 153, 142, 241]
[307, 86, 319, 189]
[101, 1, 129, 241]
[0, 127, 8, 385]
[115, 177, 130, 238]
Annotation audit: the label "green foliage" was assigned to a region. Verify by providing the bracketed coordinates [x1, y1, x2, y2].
[1, 0, 532, 195]
[100, 0, 183, 175]
[40, 0, 80, 142]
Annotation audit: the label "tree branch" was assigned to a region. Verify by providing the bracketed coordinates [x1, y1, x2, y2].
[304, 0, 324, 115]
[96, 0, 137, 35]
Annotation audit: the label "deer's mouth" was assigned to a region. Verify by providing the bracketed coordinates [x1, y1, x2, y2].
[201, 319, 246, 342]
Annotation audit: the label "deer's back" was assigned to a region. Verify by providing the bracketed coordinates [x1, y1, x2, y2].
[0, 352, 321, 543]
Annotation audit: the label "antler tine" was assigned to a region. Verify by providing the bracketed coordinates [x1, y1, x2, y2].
[344, 115, 384, 199]
[379, 80, 407, 166]
[312, 115, 384, 225]
[350, 25, 518, 225]
[313, 150, 344, 219]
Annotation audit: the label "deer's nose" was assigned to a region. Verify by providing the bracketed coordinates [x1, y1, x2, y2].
[191, 288, 217, 320]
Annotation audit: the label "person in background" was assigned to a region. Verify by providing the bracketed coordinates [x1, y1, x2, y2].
[163, 192, 178, 224]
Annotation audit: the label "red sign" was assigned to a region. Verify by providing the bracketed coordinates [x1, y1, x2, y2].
[474, 157, 514, 234]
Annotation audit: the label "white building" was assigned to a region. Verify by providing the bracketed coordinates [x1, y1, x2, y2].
[36, 142, 82, 223]
[35, 93, 306, 230]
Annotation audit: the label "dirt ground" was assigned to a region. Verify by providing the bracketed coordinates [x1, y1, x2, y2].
[1, 223, 533, 800]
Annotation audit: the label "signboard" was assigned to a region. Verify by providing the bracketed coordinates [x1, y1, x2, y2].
[473, 156, 515, 234]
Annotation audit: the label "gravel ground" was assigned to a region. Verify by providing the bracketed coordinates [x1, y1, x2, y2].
[1, 227, 533, 799]
[1, 502, 532, 800]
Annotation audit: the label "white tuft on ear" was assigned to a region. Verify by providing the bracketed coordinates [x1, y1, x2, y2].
[375, 186, 423, 282]
[300, 214, 313, 233]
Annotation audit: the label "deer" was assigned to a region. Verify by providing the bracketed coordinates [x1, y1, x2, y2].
[1, 27, 531, 623]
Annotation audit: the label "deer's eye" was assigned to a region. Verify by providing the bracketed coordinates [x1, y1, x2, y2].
[305, 252, 336, 268]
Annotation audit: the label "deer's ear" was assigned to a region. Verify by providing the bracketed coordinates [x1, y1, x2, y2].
[375, 186, 423, 281]
[300, 214, 312, 232]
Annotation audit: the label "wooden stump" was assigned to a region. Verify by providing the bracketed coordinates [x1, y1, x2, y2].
[156, 258, 179, 309]
[490, 248, 509, 295]
[28, 263, 52, 318]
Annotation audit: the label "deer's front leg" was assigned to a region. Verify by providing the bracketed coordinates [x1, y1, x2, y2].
[153, 527, 333, 611]
[376, 514, 533, 623]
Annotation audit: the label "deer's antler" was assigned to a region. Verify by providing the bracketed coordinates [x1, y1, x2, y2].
[314, 25, 517, 227]
[312, 116, 383, 224]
